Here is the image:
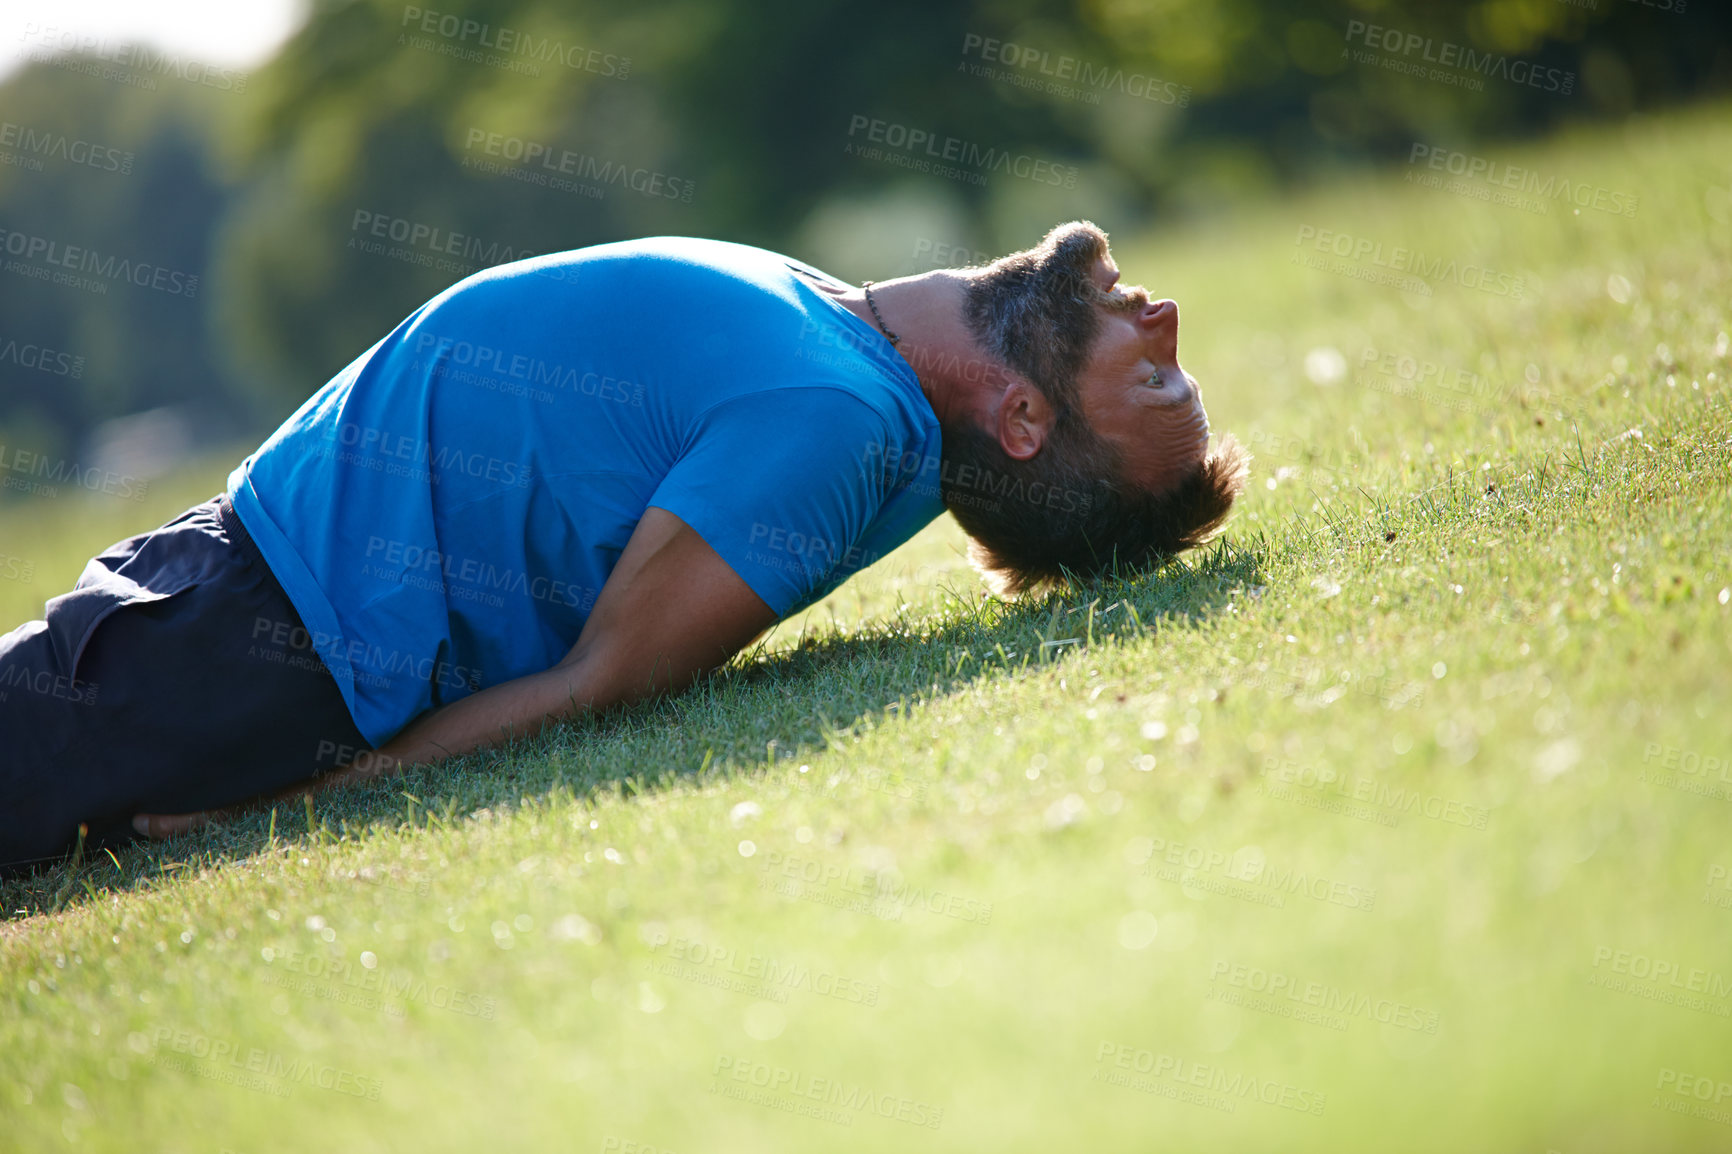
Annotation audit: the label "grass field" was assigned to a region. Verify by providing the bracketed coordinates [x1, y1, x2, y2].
[4, 102, 1731, 1153]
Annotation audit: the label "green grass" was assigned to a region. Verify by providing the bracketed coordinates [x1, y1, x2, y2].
[5, 102, 1732, 1153]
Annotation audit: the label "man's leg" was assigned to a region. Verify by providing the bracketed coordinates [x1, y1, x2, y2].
[0, 615, 101, 866]
[0, 495, 371, 871]
[0, 515, 169, 866]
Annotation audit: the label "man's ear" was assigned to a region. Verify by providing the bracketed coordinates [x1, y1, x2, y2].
[996, 380, 1054, 461]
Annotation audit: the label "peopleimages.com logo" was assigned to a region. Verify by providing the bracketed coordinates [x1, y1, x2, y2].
[1343, 19, 1575, 95]
[0, 226, 199, 298]
[461, 129, 696, 203]
[958, 33, 1190, 107]
[845, 115, 1078, 188]
[1405, 143, 1638, 218]
[0, 333, 84, 379]
[1293, 225, 1525, 300]
[0, 120, 134, 174]
[398, 7, 630, 77]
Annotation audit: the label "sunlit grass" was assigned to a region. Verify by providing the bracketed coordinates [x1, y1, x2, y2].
[3, 102, 1730, 1153]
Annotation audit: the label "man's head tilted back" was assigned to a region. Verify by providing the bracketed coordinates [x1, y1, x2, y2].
[940, 219, 1250, 595]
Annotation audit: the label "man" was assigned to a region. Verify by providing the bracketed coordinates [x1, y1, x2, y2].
[0, 219, 1247, 868]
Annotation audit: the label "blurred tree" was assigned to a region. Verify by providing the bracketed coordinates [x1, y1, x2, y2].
[0, 65, 234, 465]
[212, 0, 1730, 403]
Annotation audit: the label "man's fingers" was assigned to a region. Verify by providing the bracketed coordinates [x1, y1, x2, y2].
[131, 811, 213, 839]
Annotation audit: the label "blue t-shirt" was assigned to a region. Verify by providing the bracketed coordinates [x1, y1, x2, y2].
[227, 237, 945, 745]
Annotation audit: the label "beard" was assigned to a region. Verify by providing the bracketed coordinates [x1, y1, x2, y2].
[936, 403, 1119, 584]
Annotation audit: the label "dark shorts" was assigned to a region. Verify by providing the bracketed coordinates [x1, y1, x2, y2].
[0, 494, 371, 870]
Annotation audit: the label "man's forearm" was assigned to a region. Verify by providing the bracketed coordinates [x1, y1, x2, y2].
[342, 658, 626, 781]
[339, 505, 774, 785]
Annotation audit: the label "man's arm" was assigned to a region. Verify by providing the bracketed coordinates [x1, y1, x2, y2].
[133, 507, 778, 835]
[354, 506, 777, 774]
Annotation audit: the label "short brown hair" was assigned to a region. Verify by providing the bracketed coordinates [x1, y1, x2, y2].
[960, 220, 1106, 411]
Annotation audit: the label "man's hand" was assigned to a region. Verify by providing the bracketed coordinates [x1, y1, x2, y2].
[131, 750, 404, 838]
[132, 507, 777, 838]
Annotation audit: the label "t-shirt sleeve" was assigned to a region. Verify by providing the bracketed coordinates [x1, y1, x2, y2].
[648, 388, 897, 617]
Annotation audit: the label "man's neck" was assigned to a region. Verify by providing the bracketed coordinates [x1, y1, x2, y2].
[818, 270, 1002, 432]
